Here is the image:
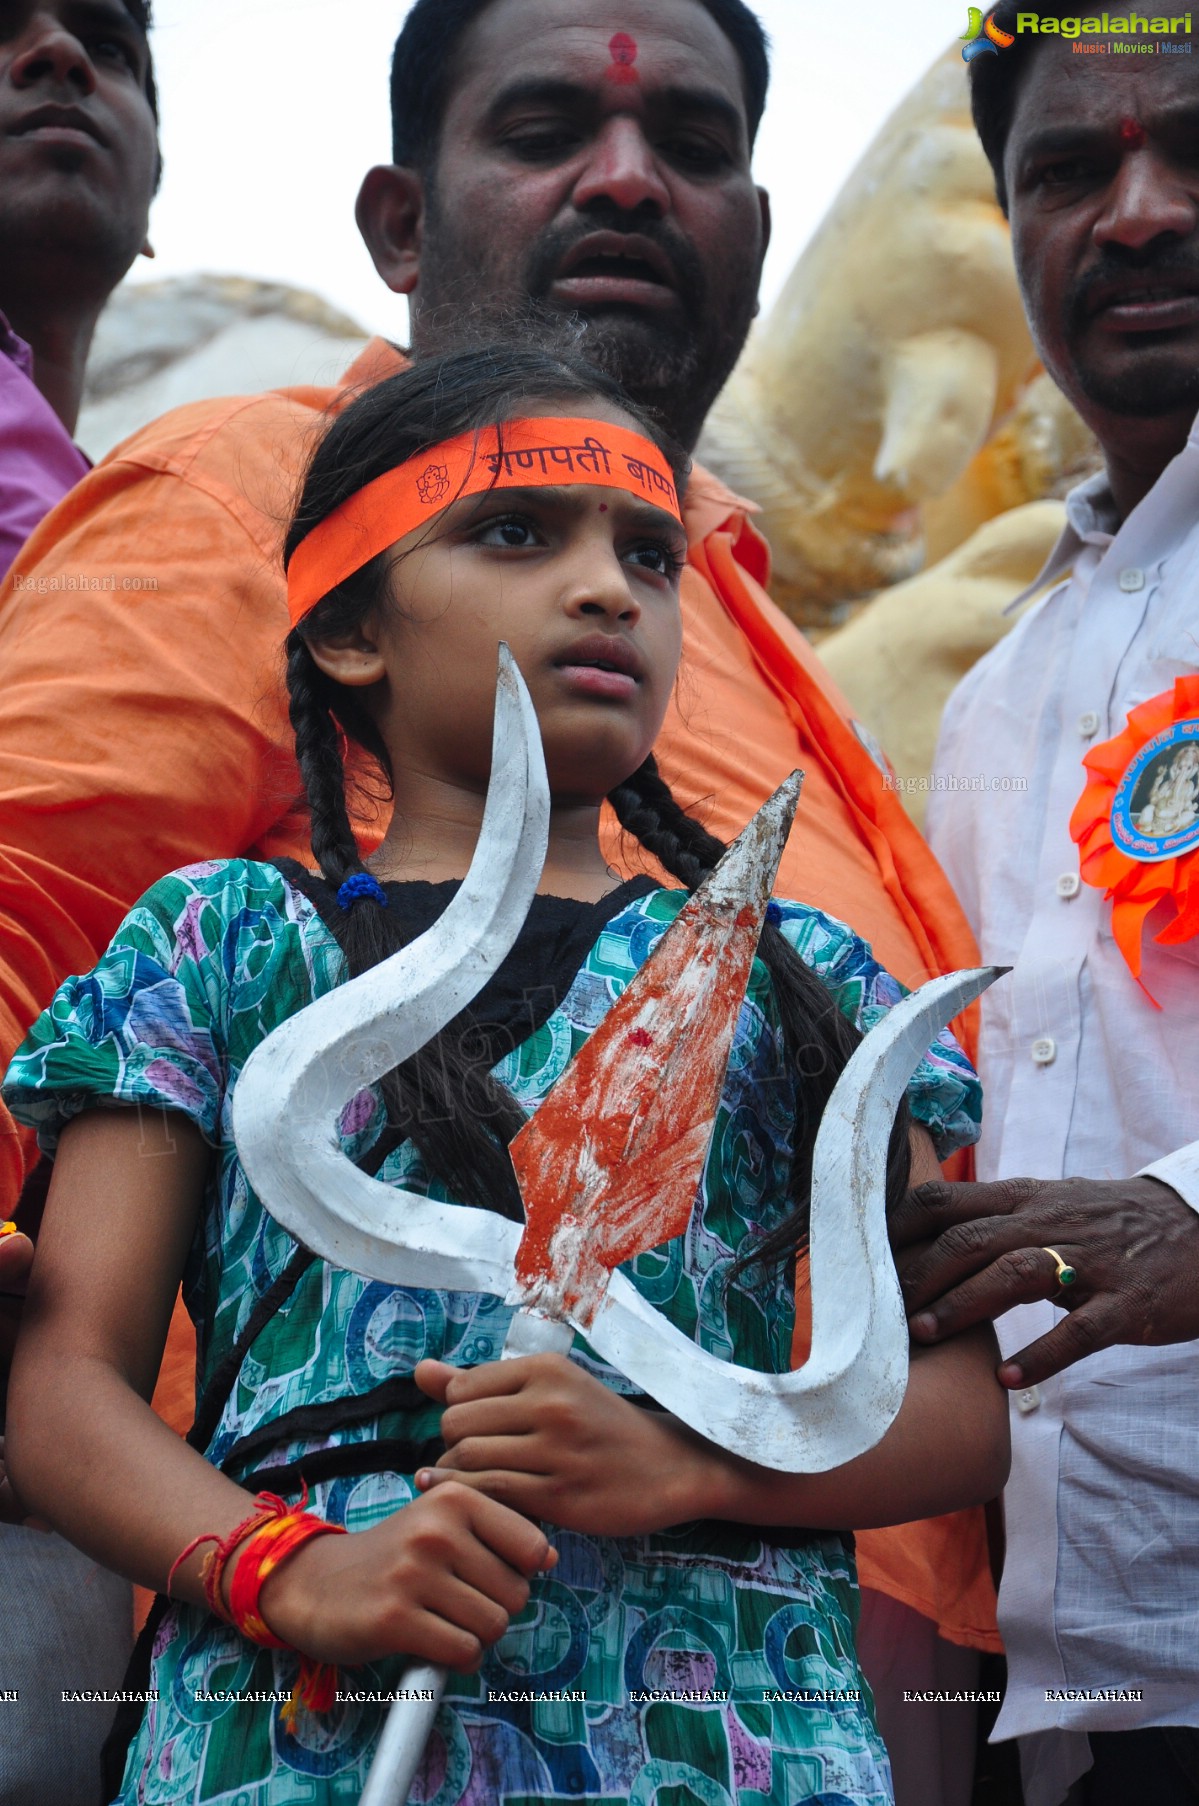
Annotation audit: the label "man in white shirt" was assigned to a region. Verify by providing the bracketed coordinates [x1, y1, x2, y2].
[890, 4, 1199, 1804]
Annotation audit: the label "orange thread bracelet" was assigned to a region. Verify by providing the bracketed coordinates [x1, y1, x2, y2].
[167, 1486, 347, 1729]
[226, 1492, 347, 1728]
[167, 1490, 296, 1619]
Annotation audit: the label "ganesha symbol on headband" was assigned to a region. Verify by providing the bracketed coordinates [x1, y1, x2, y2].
[416, 464, 451, 506]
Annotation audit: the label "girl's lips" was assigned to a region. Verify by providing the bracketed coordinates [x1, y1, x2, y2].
[556, 664, 639, 701]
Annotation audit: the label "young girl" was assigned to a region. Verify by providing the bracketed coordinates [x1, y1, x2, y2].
[4, 346, 1007, 1806]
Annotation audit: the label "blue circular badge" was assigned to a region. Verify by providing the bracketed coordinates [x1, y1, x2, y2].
[1111, 718, 1199, 863]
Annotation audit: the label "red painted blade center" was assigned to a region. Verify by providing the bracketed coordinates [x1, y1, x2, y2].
[510, 899, 763, 1328]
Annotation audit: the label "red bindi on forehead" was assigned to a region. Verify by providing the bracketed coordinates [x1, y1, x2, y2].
[1119, 117, 1147, 149]
[606, 31, 640, 85]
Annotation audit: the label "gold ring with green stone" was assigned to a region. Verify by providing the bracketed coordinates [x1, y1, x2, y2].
[1043, 1247, 1077, 1289]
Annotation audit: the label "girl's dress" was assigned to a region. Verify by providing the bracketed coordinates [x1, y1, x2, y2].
[3, 859, 982, 1806]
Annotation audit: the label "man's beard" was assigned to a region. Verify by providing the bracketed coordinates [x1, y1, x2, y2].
[1067, 244, 1199, 420]
[524, 212, 756, 450]
[411, 188, 759, 451]
[556, 310, 704, 436]
[1074, 348, 1199, 421]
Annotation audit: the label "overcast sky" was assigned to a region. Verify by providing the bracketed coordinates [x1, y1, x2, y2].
[129, 0, 970, 336]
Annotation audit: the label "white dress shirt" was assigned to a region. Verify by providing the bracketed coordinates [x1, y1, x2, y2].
[927, 420, 1199, 1806]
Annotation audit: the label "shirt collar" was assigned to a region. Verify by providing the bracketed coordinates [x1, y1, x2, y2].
[1062, 464, 1121, 545]
[0, 309, 35, 382]
[1005, 403, 1199, 613]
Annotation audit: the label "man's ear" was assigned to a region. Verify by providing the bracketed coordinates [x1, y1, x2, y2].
[305, 621, 388, 690]
[750, 186, 771, 319]
[356, 164, 426, 296]
[757, 186, 772, 263]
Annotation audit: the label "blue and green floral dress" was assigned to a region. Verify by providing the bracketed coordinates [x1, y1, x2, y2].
[3, 859, 982, 1806]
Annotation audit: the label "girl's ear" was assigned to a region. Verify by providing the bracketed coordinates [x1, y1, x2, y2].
[304, 619, 388, 690]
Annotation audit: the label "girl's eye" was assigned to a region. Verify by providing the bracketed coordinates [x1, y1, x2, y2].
[475, 516, 540, 549]
[626, 541, 685, 581]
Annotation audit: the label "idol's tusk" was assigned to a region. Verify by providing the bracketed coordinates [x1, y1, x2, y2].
[232, 644, 548, 1293]
[576, 965, 1003, 1472]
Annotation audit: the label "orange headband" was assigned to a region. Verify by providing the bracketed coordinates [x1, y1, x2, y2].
[286, 415, 682, 626]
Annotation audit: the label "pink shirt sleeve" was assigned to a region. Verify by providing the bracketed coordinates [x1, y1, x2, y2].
[0, 322, 89, 580]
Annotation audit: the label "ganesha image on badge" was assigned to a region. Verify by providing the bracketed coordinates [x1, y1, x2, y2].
[1071, 677, 1199, 992]
[1133, 741, 1199, 842]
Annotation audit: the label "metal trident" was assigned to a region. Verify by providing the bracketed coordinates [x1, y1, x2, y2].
[233, 646, 998, 1803]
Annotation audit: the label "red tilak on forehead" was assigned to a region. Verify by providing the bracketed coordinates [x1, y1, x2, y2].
[1120, 117, 1147, 149]
[606, 31, 639, 85]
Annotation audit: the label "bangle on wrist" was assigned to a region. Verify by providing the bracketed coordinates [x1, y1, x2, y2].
[168, 1485, 347, 1727]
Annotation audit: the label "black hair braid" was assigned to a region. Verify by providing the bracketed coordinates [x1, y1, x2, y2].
[286, 640, 361, 889]
[284, 636, 528, 1224]
[608, 757, 912, 1271]
[608, 754, 725, 891]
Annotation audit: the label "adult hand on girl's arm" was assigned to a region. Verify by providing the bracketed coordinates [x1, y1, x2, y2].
[7, 1109, 555, 1673]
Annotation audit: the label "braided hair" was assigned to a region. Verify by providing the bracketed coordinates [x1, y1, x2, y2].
[283, 343, 910, 1265]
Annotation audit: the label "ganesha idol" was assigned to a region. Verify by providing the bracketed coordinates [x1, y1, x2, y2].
[698, 44, 1102, 822]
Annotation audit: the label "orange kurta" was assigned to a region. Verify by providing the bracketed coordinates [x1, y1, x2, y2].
[0, 339, 993, 1649]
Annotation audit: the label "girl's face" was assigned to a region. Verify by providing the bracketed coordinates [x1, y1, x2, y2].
[326, 401, 686, 807]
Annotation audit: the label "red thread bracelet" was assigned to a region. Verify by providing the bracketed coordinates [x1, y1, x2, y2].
[167, 1486, 347, 1729]
[167, 1490, 298, 1618]
[226, 1491, 347, 1726]
[228, 1507, 344, 1644]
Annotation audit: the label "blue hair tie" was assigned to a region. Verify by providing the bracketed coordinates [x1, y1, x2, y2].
[765, 901, 783, 928]
[337, 872, 389, 911]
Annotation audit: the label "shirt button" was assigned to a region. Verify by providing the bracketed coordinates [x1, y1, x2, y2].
[1078, 712, 1101, 739]
[1032, 1037, 1057, 1066]
[1014, 1386, 1042, 1416]
[1056, 873, 1081, 900]
[1119, 567, 1146, 593]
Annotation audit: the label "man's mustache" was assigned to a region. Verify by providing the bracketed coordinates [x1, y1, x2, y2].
[524, 210, 706, 315]
[1070, 244, 1199, 328]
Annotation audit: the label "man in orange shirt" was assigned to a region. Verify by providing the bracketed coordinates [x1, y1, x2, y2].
[0, 0, 997, 1795]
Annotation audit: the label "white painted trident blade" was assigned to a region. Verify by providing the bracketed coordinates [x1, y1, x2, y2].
[575, 965, 1002, 1472]
[232, 644, 547, 1295]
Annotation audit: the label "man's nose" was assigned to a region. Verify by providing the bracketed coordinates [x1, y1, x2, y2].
[572, 117, 670, 218]
[1094, 150, 1198, 253]
[8, 11, 98, 95]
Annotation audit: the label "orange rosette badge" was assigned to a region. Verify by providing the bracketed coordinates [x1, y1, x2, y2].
[1069, 674, 1199, 1004]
